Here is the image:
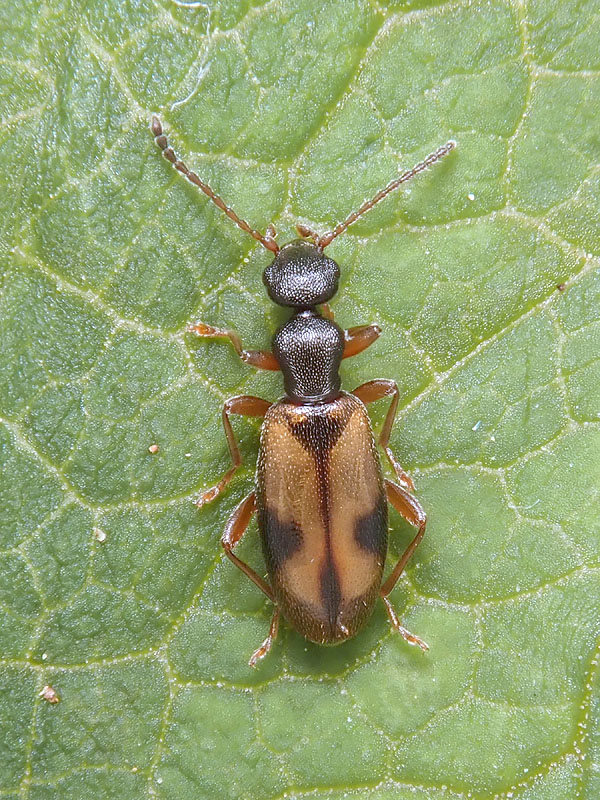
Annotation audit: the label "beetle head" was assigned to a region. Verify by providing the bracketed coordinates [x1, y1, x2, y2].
[263, 240, 340, 308]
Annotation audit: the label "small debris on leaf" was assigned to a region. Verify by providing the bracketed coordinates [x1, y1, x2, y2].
[39, 685, 60, 704]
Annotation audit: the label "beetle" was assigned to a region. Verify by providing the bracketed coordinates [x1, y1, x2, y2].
[152, 116, 455, 666]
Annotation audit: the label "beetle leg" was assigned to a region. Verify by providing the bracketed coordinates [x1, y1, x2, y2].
[222, 492, 280, 665]
[381, 478, 428, 651]
[352, 380, 414, 491]
[195, 395, 271, 507]
[320, 303, 335, 321]
[188, 323, 280, 371]
[343, 324, 382, 360]
[221, 491, 275, 602]
[249, 608, 280, 668]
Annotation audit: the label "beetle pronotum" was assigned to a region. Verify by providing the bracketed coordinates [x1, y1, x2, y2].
[152, 116, 455, 665]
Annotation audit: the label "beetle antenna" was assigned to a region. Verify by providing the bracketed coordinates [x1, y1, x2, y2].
[151, 116, 279, 254]
[315, 141, 456, 249]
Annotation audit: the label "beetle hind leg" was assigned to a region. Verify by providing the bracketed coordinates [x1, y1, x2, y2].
[381, 595, 428, 651]
[381, 478, 428, 652]
[249, 608, 280, 668]
[220, 492, 281, 666]
[221, 492, 274, 601]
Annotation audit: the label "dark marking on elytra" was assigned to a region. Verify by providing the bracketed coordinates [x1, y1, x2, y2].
[320, 560, 342, 632]
[355, 494, 388, 559]
[258, 508, 303, 574]
[289, 403, 352, 584]
[288, 402, 349, 457]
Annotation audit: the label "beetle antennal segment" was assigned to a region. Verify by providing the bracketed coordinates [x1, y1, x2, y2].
[151, 116, 280, 254]
[316, 140, 456, 249]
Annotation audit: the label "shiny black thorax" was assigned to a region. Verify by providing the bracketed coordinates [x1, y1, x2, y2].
[263, 239, 343, 403]
[273, 312, 344, 402]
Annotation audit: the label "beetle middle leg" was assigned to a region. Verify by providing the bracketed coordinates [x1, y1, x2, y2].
[381, 478, 428, 651]
[221, 491, 280, 666]
[352, 379, 414, 491]
[195, 395, 271, 507]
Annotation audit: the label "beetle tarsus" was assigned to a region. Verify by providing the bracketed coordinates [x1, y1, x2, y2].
[249, 609, 280, 667]
[398, 627, 429, 652]
[386, 450, 415, 492]
[381, 595, 429, 652]
[194, 485, 220, 507]
[248, 637, 273, 668]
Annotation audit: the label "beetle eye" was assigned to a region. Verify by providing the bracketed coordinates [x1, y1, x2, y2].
[263, 240, 339, 308]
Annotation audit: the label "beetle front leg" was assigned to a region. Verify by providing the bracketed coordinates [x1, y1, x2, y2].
[352, 379, 414, 491]
[188, 323, 280, 370]
[221, 492, 280, 666]
[316, 305, 381, 359]
[195, 395, 271, 507]
[342, 324, 382, 359]
[320, 302, 335, 321]
[381, 478, 428, 652]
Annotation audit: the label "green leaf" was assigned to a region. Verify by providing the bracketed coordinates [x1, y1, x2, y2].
[1, 0, 599, 798]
